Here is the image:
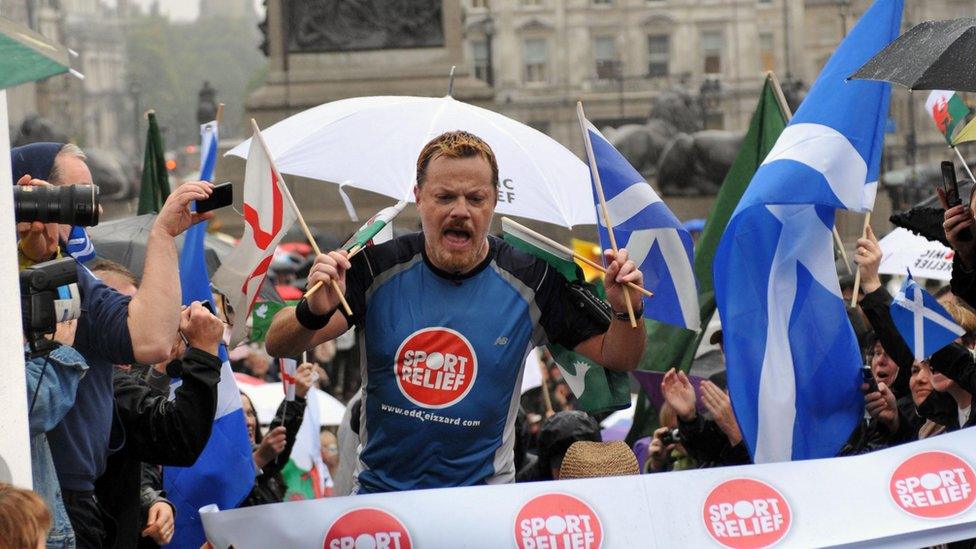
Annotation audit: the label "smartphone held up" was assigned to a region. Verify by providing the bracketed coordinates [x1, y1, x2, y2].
[941, 161, 973, 242]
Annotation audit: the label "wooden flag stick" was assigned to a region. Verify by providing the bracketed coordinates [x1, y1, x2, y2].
[303, 243, 366, 300]
[850, 211, 872, 308]
[833, 227, 853, 276]
[577, 101, 637, 328]
[250, 119, 352, 316]
[539, 359, 554, 417]
[502, 217, 653, 298]
[215, 103, 225, 126]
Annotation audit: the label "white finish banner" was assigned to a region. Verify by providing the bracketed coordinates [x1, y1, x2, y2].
[202, 428, 976, 548]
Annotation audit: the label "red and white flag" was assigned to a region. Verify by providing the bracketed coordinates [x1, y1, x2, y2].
[280, 358, 298, 402]
[213, 128, 297, 346]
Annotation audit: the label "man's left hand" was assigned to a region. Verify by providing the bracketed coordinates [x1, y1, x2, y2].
[16, 174, 60, 262]
[142, 501, 175, 545]
[603, 248, 643, 317]
[295, 362, 315, 398]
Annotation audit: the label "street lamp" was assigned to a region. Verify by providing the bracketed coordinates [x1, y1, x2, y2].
[483, 16, 495, 87]
[699, 77, 721, 129]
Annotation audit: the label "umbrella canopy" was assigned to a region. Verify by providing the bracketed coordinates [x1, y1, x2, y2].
[0, 16, 72, 90]
[227, 95, 596, 228]
[236, 376, 346, 427]
[850, 18, 976, 91]
[88, 214, 281, 302]
[878, 227, 953, 281]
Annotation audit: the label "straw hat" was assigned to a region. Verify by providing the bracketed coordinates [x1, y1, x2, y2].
[558, 441, 639, 480]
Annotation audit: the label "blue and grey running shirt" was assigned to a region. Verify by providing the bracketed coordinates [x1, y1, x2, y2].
[340, 233, 607, 493]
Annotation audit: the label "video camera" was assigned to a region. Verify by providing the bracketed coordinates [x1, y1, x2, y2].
[21, 258, 79, 357]
[14, 184, 100, 226]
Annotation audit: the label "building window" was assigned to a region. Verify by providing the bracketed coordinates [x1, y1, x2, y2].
[470, 0, 488, 8]
[594, 36, 619, 80]
[593, 0, 612, 4]
[647, 34, 669, 77]
[523, 38, 548, 83]
[759, 32, 775, 72]
[701, 30, 724, 74]
[472, 40, 489, 82]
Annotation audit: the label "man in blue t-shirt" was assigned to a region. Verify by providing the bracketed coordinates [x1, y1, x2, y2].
[13, 142, 217, 547]
[267, 131, 646, 493]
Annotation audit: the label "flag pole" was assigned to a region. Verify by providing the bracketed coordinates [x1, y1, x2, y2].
[952, 146, 976, 183]
[502, 217, 653, 298]
[539, 357, 554, 417]
[851, 211, 872, 308]
[576, 101, 637, 328]
[768, 72, 852, 276]
[249, 119, 353, 317]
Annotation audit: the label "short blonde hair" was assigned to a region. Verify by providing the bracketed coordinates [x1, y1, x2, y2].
[0, 483, 51, 549]
[415, 130, 499, 188]
[938, 293, 976, 333]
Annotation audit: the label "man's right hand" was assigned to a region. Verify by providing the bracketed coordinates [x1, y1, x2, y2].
[661, 368, 697, 422]
[940, 187, 976, 269]
[648, 426, 676, 472]
[182, 301, 224, 356]
[306, 250, 351, 315]
[16, 174, 60, 263]
[152, 181, 214, 238]
[865, 381, 899, 432]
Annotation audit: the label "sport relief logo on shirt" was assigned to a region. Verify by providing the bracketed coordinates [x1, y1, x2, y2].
[394, 327, 478, 409]
[703, 478, 791, 549]
[323, 508, 411, 549]
[514, 493, 603, 549]
[890, 451, 976, 519]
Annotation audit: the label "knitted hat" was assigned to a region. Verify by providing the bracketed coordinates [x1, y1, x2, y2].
[557, 441, 639, 480]
[11, 142, 63, 183]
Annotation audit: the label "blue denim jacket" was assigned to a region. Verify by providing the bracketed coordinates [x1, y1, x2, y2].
[25, 344, 89, 549]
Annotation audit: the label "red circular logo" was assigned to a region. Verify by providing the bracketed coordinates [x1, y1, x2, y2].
[514, 493, 603, 549]
[323, 508, 411, 549]
[890, 451, 976, 519]
[702, 478, 791, 549]
[394, 328, 477, 409]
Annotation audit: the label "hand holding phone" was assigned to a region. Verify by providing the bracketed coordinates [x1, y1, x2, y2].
[196, 182, 233, 214]
[941, 161, 972, 242]
[861, 365, 879, 394]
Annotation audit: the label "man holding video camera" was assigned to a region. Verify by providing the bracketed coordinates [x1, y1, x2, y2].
[13, 142, 216, 548]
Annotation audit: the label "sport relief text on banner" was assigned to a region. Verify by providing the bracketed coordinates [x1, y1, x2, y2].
[713, 0, 902, 463]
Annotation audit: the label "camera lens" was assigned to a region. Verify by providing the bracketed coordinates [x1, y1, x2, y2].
[14, 185, 100, 226]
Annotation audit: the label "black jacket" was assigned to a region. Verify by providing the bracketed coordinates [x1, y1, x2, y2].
[241, 396, 306, 507]
[94, 347, 221, 549]
[676, 414, 751, 468]
[951, 256, 976, 311]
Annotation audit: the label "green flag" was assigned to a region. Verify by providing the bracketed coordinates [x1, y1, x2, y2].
[0, 17, 71, 90]
[250, 300, 299, 343]
[138, 111, 170, 215]
[343, 201, 406, 251]
[501, 217, 630, 414]
[627, 74, 790, 440]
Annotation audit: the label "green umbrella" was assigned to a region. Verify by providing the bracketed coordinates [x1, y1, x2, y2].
[0, 16, 72, 90]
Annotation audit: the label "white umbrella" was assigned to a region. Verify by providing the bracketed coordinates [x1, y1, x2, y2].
[878, 227, 954, 281]
[239, 383, 346, 427]
[227, 95, 596, 228]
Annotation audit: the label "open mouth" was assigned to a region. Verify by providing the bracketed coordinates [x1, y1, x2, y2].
[875, 371, 890, 384]
[443, 227, 472, 249]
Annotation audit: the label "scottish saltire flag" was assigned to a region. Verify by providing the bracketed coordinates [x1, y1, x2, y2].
[164, 120, 255, 549]
[891, 273, 964, 361]
[199, 120, 218, 182]
[713, 0, 902, 463]
[65, 225, 95, 263]
[577, 116, 698, 330]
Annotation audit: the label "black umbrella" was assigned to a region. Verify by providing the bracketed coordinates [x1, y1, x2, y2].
[850, 18, 976, 91]
[88, 214, 281, 302]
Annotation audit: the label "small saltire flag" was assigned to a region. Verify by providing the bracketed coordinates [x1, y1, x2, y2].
[501, 217, 630, 414]
[890, 273, 965, 361]
[65, 225, 95, 263]
[165, 184, 254, 548]
[926, 90, 971, 144]
[714, 0, 902, 463]
[342, 200, 405, 251]
[282, 387, 334, 500]
[212, 127, 298, 346]
[578, 114, 699, 331]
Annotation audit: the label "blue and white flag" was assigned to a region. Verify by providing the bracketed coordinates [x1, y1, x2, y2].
[65, 225, 95, 263]
[164, 119, 254, 549]
[713, 0, 902, 463]
[199, 120, 218, 183]
[891, 273, 965, 361]
[577, 114, 698, 330]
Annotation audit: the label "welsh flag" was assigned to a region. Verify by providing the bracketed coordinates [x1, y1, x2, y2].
[342, 200, 406, 252]
[212, 127, 298, 346]
[501, 218, 630, 414]
[926, 90, 971, 144]
[281, 386, 334, 500]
